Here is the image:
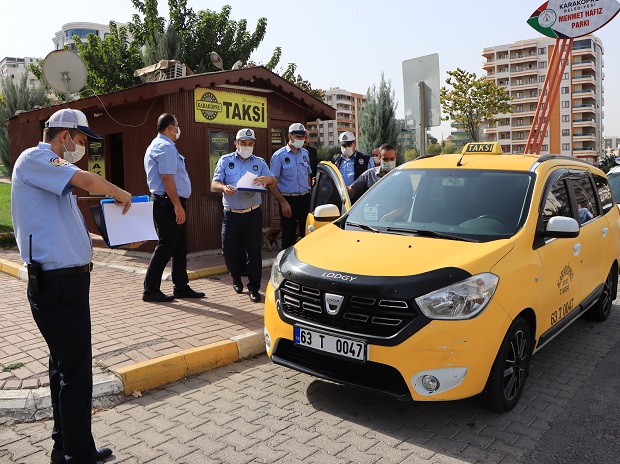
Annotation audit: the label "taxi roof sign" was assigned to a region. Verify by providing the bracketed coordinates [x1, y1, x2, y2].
[461, 142, 503, 155]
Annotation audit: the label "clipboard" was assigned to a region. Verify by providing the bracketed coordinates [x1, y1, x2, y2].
[236, 186, 268, 193]
[90, 195, 157, 248]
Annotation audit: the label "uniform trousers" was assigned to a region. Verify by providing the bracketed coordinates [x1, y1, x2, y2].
[280, 193, 311, 249]
[29, 272, 96, 463]
[144, 196, 189, 292]
[222, 206, 262, 292]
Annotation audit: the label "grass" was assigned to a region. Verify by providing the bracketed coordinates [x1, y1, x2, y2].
[0, 182, 12, 234]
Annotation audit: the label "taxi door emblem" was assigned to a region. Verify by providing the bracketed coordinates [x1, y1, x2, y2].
[325, 293, 344, 315]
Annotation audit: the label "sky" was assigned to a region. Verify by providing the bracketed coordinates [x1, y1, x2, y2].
[2, 0, 619, 140]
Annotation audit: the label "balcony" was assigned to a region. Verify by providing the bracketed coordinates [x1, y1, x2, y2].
[572, 60, 595, 71]
[572, 75, 595, 85]
[573, 133, 597, 142]
[572, 89, 595, 98]
[573, 118, 596, 128]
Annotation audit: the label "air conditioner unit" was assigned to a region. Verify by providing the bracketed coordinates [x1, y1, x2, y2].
[133, 60, 194, 82]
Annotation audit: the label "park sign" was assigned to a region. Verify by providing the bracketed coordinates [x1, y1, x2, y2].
[528, 0, 620, 38]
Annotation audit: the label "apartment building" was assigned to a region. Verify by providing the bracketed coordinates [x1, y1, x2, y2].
[481, 35, 604, 163]
[604, 135, 619, 157]
[0, 57, 42, 89]
[309, 87, 366, 148]
[52, 22, 112, 52]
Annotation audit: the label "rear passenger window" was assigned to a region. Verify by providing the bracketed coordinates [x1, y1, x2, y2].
[541, 179, 571, 227]
[593, 174, 614, 214]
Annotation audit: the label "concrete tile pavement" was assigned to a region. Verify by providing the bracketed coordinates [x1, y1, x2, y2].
[0, 245, 280, 423]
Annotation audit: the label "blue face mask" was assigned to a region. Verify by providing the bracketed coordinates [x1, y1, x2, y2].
[381, 160, 396, 172]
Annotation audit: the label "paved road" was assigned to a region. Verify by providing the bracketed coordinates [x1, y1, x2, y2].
[2, 305, 619, 463]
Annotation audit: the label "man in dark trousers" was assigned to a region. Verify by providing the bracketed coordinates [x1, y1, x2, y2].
[143, 113, 205, 302]
[270, 123, 312, 249]
[331, 131, 373, 187]
[212, 128, 291, 302]
[11, 108, 132, 463]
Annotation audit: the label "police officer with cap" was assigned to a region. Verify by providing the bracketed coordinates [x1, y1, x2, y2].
[331, 131, 373, 187]
[270, 123, 312, 249]
[11, 108, 132, 463]
[212, 128, 291, 302]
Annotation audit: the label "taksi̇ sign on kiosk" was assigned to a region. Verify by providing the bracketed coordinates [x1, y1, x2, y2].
[194, 88, 267, 128]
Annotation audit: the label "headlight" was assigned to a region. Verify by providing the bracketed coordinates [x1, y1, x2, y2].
[415, 273, 499, 320]
[269, 249, 286, 290]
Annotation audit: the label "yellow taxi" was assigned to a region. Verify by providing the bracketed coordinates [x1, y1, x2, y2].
[264, 142, 620, 411]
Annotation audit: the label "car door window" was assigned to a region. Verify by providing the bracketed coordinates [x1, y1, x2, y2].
[570, 175, 598, 225]
[541, 178, 571, 227]
[593, 174, 614, 214]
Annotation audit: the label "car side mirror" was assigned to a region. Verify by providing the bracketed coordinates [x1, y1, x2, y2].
[313, 204, 341, 220]
[536, 216, 580, 239]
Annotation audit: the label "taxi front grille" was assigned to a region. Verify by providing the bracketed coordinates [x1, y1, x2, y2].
[273, 339, 411, 399]
[279, 280, 418, 340]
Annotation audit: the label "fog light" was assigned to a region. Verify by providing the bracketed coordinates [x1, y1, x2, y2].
[264, 327, 272, 352]
[421, 375, 440, 392]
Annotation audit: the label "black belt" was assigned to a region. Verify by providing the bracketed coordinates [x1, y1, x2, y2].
[43, 263, 93, 278]
[152, 194, 188, 201]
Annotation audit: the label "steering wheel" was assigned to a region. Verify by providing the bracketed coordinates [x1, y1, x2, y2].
[477, 214, 508, 225]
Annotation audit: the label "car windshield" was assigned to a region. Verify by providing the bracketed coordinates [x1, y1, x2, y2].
[608, 172, 620, 203]
[344, 169, 534, 242]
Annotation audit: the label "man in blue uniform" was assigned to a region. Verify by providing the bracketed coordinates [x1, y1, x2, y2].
[143, 113, 205, 302]
[331, 131, 373, 187]
[11, 108, 132, 464]
[270, 123, 312, 249]
[212, 128, 291, 302]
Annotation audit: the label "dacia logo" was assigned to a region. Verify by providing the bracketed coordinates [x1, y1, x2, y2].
[324, 293, 345, 315]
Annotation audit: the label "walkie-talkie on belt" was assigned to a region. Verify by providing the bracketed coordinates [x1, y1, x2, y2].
[27, 234, 42, 295]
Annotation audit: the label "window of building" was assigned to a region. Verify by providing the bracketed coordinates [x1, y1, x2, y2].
[562, 101, 570, 108]
[539, 61, 547, 69]
[539, 75, 545, 83]
[561, 86, 569, 94]
[563, 72, 569, 80]
[541, 145, 548, 151]
[562, 115, 570, 122]
[65, 28, 99, 40]
[562, 143, 571, 150]
[538, 47, 546, 55]
[562, 129, 570, 136]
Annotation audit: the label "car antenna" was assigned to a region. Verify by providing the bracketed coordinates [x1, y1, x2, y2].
[456, 153, 465, 166]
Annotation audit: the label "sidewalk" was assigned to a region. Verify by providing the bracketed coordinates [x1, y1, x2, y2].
[0, 244, 280, 423]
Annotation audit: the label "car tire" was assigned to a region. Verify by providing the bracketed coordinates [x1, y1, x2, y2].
[486, 317, 532, 412]
[586, 266, 617, 322]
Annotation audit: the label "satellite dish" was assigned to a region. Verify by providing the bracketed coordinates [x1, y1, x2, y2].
[231, 60, 244, 71]
[209, 51, 224, 70]
[42, 50, 87, 102]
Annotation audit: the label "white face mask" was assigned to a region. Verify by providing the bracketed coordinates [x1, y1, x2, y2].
[341, 146, 354, 157]
[174, 127, 181, 140]
[63, 133, 86, 163]
[381, 160, 397, 172]
[237, 146, 253, 159]
[372, 156, 381, 166]
[291, 138, 304, 149]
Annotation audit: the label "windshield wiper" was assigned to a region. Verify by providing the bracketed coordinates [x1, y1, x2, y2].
[385, 227, 479, 242]
[346, 221, 380, 233]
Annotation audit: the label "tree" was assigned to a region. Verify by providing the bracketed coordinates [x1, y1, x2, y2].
[359, 73, 399, 154]
[0, 75, 48, 176]
[142, 24, 182, 65]
[427, 142, 442, 155]
[442, 142, 459, 154]
[73, 22, 143, 96]
[404, 148, 419, 161]
[598, 152, 617, 173]
[440, 68, 512, 142]
[317, 145, 340, 161]
[280, 63, 324, 100]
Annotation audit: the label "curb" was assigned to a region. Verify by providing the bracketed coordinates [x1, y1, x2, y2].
[0, 330, 267, 424]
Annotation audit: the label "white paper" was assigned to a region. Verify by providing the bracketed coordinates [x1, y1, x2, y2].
[236, 171, 267, 191]
[102, 201, 158, 246]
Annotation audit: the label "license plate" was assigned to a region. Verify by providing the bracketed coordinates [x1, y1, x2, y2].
[294, 327, 367, 361]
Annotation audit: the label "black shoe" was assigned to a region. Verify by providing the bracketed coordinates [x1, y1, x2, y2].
[249, 291, 261, 303]
[173, 286, 205, 298]
[51, 447, 113, 463]
[142, 291, 175, 302]
[233, 279, 244, 294]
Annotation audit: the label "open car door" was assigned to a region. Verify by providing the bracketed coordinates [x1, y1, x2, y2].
[306, 161, 351, 234]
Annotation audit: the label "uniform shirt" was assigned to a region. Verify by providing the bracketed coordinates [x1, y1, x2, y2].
[338, 151, 374, 187]
[11, 142, 92, 270]
[144, 134, 191, 198]
[350, 167, 386, 197]
[270, 145, 311, 194]
[212, 152, 274, 210]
